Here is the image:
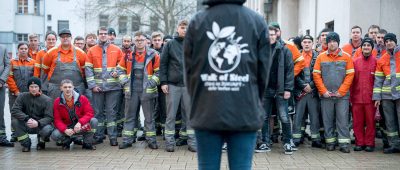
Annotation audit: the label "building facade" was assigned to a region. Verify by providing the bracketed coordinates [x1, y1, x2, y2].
[0, 0, 195, 56]
[245, 0, 400, 46]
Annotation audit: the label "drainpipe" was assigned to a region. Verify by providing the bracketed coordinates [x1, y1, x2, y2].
[314, 0, 318, 38]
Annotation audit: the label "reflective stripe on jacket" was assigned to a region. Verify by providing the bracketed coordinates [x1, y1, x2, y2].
[373, 47, 400, 100]
[85, 42, 122, 91]
[7, 57, 35, 94]
[313, 49, 354, 98]
[117, 47, 160, 100]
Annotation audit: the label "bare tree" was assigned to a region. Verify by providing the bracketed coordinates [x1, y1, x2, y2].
[82, 0, 196, 35]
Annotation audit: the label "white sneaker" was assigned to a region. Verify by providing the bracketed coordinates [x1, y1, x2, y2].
[283, 143, 293, 155]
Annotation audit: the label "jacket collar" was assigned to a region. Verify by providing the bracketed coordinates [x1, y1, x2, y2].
[326, 48, 343, 57]
[59, 90, 80, 105]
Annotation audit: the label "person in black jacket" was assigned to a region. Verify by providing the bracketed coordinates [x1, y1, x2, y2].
[11, 77, 54, 152]
[292, 35, 322, 148]
[160, 20, 197, 152]
[183, 0, 271, 169]
[255, 26, 294, 155]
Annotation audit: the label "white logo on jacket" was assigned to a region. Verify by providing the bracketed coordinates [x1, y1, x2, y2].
[207, 22, 249, 73]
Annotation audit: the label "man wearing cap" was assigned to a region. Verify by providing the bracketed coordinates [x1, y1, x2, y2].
[292, 35, 322, 148]
[373, 33, 400, 154]
[313, 32, 354, 153]
[42, 29, 87, 100]
[351, 38, 377, 152]
[11, 77, 54, 152]
[0, 45, 12, 147]
[108, 28, 117, 44]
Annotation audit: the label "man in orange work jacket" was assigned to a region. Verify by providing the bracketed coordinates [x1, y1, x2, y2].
[7, 42, 36, 109]
[42, 29, 87, 100]
[313, 32, 354, 153]
[373, 33, 400, 154]
[342, 26, 363, 57]
[33, 31, 57, 95]
[85, 26, 123, 146]
[117, 32, 160, 150]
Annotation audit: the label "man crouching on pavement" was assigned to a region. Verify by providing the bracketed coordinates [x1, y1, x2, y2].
[11, 77, 54, 152]
[51, 79, 97, 150]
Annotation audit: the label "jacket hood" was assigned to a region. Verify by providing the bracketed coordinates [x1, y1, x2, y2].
[60, 90, 80, 105]
[202, 0, 246, 6]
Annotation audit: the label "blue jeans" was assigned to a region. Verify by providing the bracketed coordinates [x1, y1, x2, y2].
[195, 130, 256, 170]
[258, 96, 292, 144]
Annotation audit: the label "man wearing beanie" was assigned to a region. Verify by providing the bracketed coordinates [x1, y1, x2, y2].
[292, 35, 322, 148]
[313, 32, 354, 153]
[11, 77, 54, 152]
[351, 37, 377, 152]
[373, 32, 400, 154]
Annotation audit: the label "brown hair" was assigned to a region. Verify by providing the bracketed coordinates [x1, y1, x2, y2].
[178, 20, 188, 26]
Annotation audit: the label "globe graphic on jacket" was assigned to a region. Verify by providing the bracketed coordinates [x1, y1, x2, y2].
[207, 22, 249, 73]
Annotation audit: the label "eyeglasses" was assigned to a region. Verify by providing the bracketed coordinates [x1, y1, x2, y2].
[99, 33, 108, 35]
[135, 39, 146, 42]
[60, 35, 71, 39]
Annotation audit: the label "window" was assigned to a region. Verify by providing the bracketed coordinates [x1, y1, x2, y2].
[47, 15, 52, 21]
[17, 0, 28, 14]
[34, 0, 40, 15]
[58, 20, 69, 33]
[17, 34, 28, 42]
[118, 16, 128, 34]
[47, 26, 52, 32]
[99, 0, 108, 4]
[132, 15, 140, 32]
[325, 21, 334, 31]
[150, 16, 158, 32]
[99, 15, 109, 27]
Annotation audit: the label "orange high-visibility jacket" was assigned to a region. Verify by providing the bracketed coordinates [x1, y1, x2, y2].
[33, 47, 54, 78]
[85, 43, 122, 91]
[342, 42, 360, 58]
[313, 49, 354, 97]
[373, 49, 400, 100]
[285, 42, 305, 76]
[7, 57, 35, 94]
[42, 45, 86, 80]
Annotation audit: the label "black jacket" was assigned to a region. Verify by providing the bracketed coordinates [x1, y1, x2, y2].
[184, 2, 271, 131]
[294, 50, 319, 98]
[265, 41, 294, 97]
[11, 92, 53, 128]
[160, 37, 185, 86]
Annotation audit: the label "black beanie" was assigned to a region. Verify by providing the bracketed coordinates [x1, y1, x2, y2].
[27, 77, 41, 89]
[302, 35, 314, 42]
[326, 32, 340, 44]
[361, 37, 375, 50]
[384, 33, 397, 44]
[203, 0, 246, 6]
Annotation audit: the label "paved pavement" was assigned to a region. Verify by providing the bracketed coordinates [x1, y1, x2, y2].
[2, 92, 400, 169]
[2, 135, 400, 169]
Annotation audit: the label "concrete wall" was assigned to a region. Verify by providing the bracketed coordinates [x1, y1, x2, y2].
[0, 0, 16, 32]
[379, 0, 400, 36]
[298, 0, 316, 38]
[277, 0, 299, 40]
[45, 0, 87, 38]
